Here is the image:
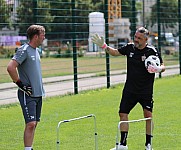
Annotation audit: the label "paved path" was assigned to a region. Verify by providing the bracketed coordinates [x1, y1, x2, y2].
[0, 65, 179, 105]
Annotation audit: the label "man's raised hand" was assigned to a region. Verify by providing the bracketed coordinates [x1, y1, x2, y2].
[91, 34, 107, 49]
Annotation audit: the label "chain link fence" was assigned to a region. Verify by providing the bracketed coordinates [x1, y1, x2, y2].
[0, 0, 181, 99]
[0, 0, 181, 149]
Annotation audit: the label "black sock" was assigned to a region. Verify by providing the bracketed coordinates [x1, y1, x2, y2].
[145, 134, 153, 146]
[120, 131, 128, 146]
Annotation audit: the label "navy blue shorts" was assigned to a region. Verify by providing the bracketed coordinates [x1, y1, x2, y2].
[18, 90, 42, 123]
[119, 90, 154, 114]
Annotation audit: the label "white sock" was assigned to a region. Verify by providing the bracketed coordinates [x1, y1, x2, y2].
[25, 147, 32, 150]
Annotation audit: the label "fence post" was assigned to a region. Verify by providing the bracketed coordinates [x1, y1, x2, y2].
[157, 0, 162, 78]
[33, 0, 37, 24]
[104, 0, 110, 88]
[131, 0, 136, 40]
[178, 0, 181, 74]
[72, 0, 78, 94]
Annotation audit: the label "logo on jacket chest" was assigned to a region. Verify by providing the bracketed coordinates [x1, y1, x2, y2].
[31, 55, 35, 61]
[129, 52, 134, 57]
[129, 52, 146, 61]
[141, 55, 146, 61]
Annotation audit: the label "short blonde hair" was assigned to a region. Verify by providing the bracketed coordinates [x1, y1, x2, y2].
[27, 25, 45, 40]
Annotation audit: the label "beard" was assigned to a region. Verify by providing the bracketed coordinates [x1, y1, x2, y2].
[134, 41, 140, 48]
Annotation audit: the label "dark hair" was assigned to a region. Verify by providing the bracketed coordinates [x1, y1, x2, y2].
[27, 25, 45, 40]
[136, 27, 149, 37]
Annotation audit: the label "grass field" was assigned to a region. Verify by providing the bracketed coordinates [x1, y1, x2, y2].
[0, 75, 181, 150]
[0, 54, 179, 83]
[1, 56, 126, 83]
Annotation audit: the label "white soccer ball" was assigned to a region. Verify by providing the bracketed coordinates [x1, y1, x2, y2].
[145, 55, 160, 68]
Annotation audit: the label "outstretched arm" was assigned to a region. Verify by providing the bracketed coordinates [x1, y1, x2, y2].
[91, 34, 122, 56]
[105, 46, 122, 56]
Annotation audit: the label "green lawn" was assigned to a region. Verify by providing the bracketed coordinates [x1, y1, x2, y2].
[0, 54, 179, 83]
[0, 75, 181, 150]
[1, 56, 126, 83]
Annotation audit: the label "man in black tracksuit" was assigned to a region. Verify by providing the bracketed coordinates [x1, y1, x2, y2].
[92, 27, 165, 150]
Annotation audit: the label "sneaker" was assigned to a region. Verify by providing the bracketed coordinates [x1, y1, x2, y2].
[145, 144, 153, 150]
[110, 144, 128, 150]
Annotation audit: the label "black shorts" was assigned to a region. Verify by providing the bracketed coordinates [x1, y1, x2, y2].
[18, 90, 42, 123]
[119, 90, 154, 114]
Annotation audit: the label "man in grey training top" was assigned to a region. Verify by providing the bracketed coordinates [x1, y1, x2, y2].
[7, 25, 45, 150]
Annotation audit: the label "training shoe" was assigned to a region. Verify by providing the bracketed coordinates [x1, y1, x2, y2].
[145, 144, 153, 150]
[110, 144, 128, 150]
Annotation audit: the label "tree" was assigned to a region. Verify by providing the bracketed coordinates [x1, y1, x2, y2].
[16, 1, 35, 34]
[16, 0, 53, 35]
[0, 0, 11, 29]
[149, 0, 178, 32]
[121, 0, 139, 39]
[91, 0, 102, 5]
[49, 0, 72, 40]
[90, 0, 104, 11]
[37, 1, 54, 32]
[121, 0, 133, 18]
[50, 0, 93, 40]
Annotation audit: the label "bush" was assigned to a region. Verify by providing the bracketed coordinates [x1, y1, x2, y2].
[0, 47, 15, 58]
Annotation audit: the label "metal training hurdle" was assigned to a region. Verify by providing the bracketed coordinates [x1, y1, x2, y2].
[115, 117, 153, 150]
[56, 114, 98, 150]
